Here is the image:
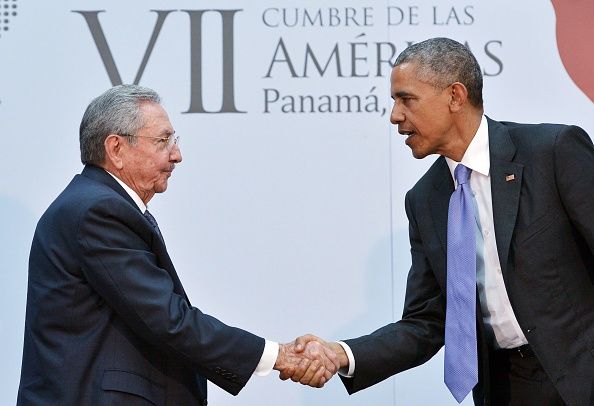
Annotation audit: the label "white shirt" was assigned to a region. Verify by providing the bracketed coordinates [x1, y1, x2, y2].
[105, 170, 279, 376]
[445, 115, 527, 350]
[340, 115, 527, 378]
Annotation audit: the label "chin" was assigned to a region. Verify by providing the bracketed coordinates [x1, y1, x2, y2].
[410, 147, 429, 160]
[154, 182, 169, 194]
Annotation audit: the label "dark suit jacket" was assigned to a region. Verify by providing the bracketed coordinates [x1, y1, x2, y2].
[341, 118, 594, 406]
[18, 165, 265, 406]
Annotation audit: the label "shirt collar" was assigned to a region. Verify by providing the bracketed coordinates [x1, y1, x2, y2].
[445, 115, 490, 182]
[104, 170, 147, 213]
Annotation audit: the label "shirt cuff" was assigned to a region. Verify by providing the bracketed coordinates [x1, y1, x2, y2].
[337, 341, 355, 377]
[253, 340, 279, 376]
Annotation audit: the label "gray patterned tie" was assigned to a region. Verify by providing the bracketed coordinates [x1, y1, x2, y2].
[144, 210, 164, 242]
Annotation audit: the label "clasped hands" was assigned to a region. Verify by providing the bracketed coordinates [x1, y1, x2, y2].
[273, 334, 347, 388]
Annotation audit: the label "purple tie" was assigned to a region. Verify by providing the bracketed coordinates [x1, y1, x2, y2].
[444, 164, 478, 403]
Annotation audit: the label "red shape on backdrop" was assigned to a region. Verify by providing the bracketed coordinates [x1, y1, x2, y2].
[551, 0, 594, 103]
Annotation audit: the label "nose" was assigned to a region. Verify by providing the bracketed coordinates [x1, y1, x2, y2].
[390, 100, 404, 125]
[170, 143, 182, 163]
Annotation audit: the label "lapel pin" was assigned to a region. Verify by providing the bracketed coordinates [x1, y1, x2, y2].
[505, 174, 515, 182]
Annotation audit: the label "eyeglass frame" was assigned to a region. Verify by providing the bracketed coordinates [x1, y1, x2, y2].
[121, 133, 180, 150]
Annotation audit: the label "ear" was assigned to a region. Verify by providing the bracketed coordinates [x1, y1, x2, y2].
[449, 82, 469, 112]
[104, 134, 125, 170]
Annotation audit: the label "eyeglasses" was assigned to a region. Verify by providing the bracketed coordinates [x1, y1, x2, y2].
[122, 133, 180, 150]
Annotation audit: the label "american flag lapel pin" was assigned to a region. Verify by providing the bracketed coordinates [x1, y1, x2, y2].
[505, 174, 515, 182]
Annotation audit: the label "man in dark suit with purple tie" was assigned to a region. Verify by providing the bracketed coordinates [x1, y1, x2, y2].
[295, 38, 594, 405]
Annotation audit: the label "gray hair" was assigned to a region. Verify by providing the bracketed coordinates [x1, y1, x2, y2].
[79, 84, 161, 165]
[394, 37, 483, 107]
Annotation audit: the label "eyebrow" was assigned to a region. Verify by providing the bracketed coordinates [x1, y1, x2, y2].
[392, 91, 414, 99]
[160, 129, 175, 137]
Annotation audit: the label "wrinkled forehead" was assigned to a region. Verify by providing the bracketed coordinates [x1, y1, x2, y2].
[392, 61, 436, 83]
[390, 63, 446, 100]
[391, 62, 443, 92]
[138, 102, 174, 134]
[390, 63, 421, 88]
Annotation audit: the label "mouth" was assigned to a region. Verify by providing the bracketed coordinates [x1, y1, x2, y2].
[398, 130, 417, 148]
[399, 129, 415, 139]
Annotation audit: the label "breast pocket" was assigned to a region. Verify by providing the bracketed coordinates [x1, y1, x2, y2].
[101, 369, 165, 406]
[515, 211, 558, 246]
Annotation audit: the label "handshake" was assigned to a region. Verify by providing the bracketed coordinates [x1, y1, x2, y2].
[272, 334, 348, 388]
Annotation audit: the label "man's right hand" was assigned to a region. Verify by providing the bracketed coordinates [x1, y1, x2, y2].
[273, 335, 342, 387]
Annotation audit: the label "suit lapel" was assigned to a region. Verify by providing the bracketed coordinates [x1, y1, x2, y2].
[81, 165, 190, 302]
[151, 237, 191, 305]
[487, 117, 524, 275]
[429, 157, 454, 254]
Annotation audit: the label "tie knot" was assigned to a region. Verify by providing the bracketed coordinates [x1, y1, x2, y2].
[454, 164, 472, 185]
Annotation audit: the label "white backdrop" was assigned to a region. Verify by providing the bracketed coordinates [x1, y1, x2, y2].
[1, 1, 592, 405]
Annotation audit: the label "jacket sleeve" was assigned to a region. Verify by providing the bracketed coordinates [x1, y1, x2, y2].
[75, 196, 265, 395]
[341, 190, 446, 394]
[553, 125, 594, 254]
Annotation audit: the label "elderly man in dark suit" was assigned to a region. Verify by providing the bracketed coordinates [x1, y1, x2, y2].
[294, 38, 594, 405]
[17, 85, 338, 406]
